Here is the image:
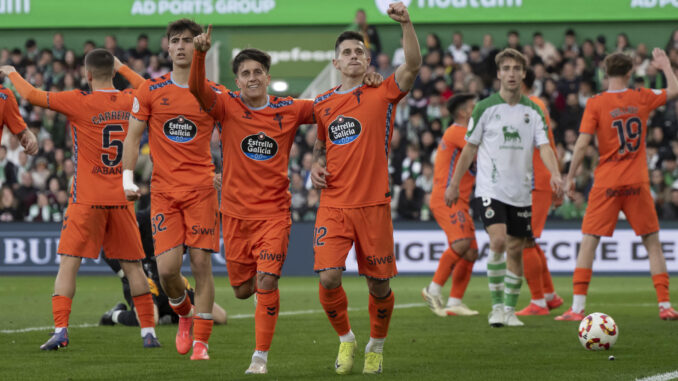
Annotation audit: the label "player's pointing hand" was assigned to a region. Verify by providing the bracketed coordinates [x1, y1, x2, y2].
[387, 2, 411, 23]
[194, 24, 212, 52]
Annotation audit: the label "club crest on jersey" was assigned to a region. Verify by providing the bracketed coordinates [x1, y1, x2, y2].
[524, 113, 530, 124]
[329, 115, 361, 145]
[241, 132, 278, 161]
[163, 115, 197, 143]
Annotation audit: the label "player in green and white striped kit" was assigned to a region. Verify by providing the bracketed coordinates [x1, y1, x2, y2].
[445, 49, 563, 327]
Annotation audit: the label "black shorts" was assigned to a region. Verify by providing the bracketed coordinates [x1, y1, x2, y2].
[476, 197, 533, 238]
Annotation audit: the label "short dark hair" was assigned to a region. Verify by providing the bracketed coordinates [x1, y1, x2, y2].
[523, 67, 536, 89]
[84, 48, 114, 79]
[533, 32, 543, 38]
[138, 33, 149, 41]
[604, 52, 633, 77]
[446, 93, 476, 117]
[232, 48, 271, 75]
[335, 31, 364, 52]
[166, 18, 202, 40]
[508, 30, 519, 37]
[25, 39, 36, 49]
[565, 29, 576, 37]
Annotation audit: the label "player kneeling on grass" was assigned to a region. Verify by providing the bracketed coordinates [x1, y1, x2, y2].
[447, 48, 563, 328]
[1, 50, 160, 350]
[422, 93, 479, 317]
[555, 49, 678, 322]
[188, 24, 385, 374]
[310, 2, 421, 375]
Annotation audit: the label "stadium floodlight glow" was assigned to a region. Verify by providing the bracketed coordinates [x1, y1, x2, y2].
[271, 80, 288, 92]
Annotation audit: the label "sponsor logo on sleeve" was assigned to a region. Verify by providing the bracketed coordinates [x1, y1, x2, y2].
[328, 115, 361, 145]
[163, 115, 197, 143]
[241, 132, 279, 161]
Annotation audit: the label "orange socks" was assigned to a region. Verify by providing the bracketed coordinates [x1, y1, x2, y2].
[169, 292, 193, 317]
[432, 248, 462, 286]
[523, 246, 545, 300]
[255, 288, 280, 351]
[536, 245, 555, 294]
[652, 273, 670, 303]
[573, 267, 593, 296]
[132, 293, 155, 329]
[193, 315, 213, 344]
[450, 259, 474, 299]
[52, 295, 72, 328]
[319, 283, 351, 336]
[368, 290, 394, 339]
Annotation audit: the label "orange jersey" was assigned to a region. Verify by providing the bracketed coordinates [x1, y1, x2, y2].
[430, 124, 476, 206]
[132, 73, 221, 192]
[530, 96, 557, 191]
[581, 88, 666, 186]
[210, 92, 313, 219]
[0, 86, 27, 142]
[48, 89, 134, 205]
[313, 74, 407, 208]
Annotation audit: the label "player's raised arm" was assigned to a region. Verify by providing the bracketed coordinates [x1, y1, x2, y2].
[389, 2, 421, 92]
[114, 56, 146, 89]
[445, 142, 477, 207]
[652, 48, 678, 100]
[189, 25, 220, 118]
[122, 116, 145, 201]
[0, 66, 49, 108]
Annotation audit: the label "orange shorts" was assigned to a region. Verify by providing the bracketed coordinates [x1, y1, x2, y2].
[222, 214, 291, 287]
[313, 204, 397, 280]
[582, 183, 659, 237]
[151, 188, 220, 255]
[57, 203, 144, 260]
[431, 201, 476, 247]
[531, 189, 552, 238]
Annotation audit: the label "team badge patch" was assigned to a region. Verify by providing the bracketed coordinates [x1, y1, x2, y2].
[524, 113, 530, 124]
[132, 97, 140, 113]
[328, 115, 362, 145]
[163, 115, 197, 143]
[241, 132, 278, 161]
[485, 207, 495, 219]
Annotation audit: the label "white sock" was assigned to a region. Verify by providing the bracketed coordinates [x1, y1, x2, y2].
[531, 299, 547, 308]
[447, 297, 462, 307]
[339, 329, 355, 343]
[55, 327, 66, 334]
[112, 310, 123, 324]
[492, 303, 504, 310]
[504, 305, 515, 313]
[659, 302, 671, 309]
[253, 350, 268, 362]
[572, 294, 586, 313]
[544, 293, 555, 301]
[140, 327, 156, 338]
[428, 282, 442, 295]
[365, 337, 385, 354]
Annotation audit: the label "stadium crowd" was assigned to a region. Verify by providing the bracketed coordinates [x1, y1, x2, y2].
[2, 28, 678, 222]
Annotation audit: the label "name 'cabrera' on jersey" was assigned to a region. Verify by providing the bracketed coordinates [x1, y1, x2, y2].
[465, 93, 549, 207]
[313, 74, 408, 208]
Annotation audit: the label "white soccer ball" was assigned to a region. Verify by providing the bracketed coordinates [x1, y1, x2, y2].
[578, 312, 619, 351]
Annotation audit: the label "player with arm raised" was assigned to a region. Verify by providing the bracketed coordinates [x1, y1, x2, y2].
[516, 68, 564, 316]
[122, 19, 221, 361]
[447, 48, 563, 328]
[189, 25, 383, 374]
[421, 93, 480, 317]
[310, 2, 420, 375]
[0, 49, 160, 350]
[0, 77, 38, 155]
[555, 49, 678, 321]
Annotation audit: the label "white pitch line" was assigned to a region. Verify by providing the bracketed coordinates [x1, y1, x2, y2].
[1, 303, 426, 334]
[635, 370, 678, 381]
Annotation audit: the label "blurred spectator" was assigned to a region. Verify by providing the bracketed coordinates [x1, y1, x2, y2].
[416, 161, 434, 193]
[392, 36, 405, 67]
[661, 182, 678, 219]
[0, 185, 21, 221]
[555, 189, 587, 219]
[397, 177, 424, 220]
[532, 32, 558, 68]
[128, 34, 152, 66]
[105, 35, 126, 60]
[376, 53, 394, 78]
[25, 39, 39, 62]
[52, 33, 66, 61]
[562, 29, 579, 60]
[666, 29, 678, 52]
[615, 33, 633, 55]
[0, 145, 18, 187]
[401, 144, 422, 182]
[354, 8, 381, 64]
[31, 157, 50, 190]
[26, 191, 61, 222]
[506, 30, 522, 51]
[447, 31, 470, 64]
[147, 55, 169, 78]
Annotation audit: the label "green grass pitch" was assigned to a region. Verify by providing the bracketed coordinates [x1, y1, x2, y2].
[0, 274, 676, 380]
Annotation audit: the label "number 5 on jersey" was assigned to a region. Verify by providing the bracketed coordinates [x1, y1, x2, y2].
[102, 124, 124, 167]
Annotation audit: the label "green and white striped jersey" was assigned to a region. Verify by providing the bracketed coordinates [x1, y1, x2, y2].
[466, 93, 549, 207]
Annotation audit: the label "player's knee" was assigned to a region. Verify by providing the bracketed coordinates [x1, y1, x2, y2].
[257, 273, 278, 291]
[319, 273, 341, 290]
[489, 236, 506, 253]
[233, 286, 253, 299]
[366, 278, 390, 298]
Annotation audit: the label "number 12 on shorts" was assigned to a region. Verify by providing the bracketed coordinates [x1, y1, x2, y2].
[313, 226, 327, 247]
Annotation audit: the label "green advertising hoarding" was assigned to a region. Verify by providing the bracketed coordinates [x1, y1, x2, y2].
[1, 0, 677, 29]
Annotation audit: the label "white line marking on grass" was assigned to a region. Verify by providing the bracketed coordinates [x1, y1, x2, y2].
[1, 303, 427, 334]
[635, 370, 678, 381]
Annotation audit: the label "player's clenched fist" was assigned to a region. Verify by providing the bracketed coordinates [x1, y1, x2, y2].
[122, 169, 141, 201]
[194, 24, 212, 52]
[387, 1, 411, 23]
[0, 65, 16, 75]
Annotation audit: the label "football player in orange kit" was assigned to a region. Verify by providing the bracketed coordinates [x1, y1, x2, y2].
[555, 49, 678, 321]
[1, 50, 160, 350]
[310, 2, 421, 374]
[122, 19, 221, 360]
[421, 93, 479, 317]
[516, 68, 564, 316]
[189, 25, 383, 374]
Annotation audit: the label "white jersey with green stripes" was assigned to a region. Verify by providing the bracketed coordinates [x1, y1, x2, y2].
[465, 92, 549, 207]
